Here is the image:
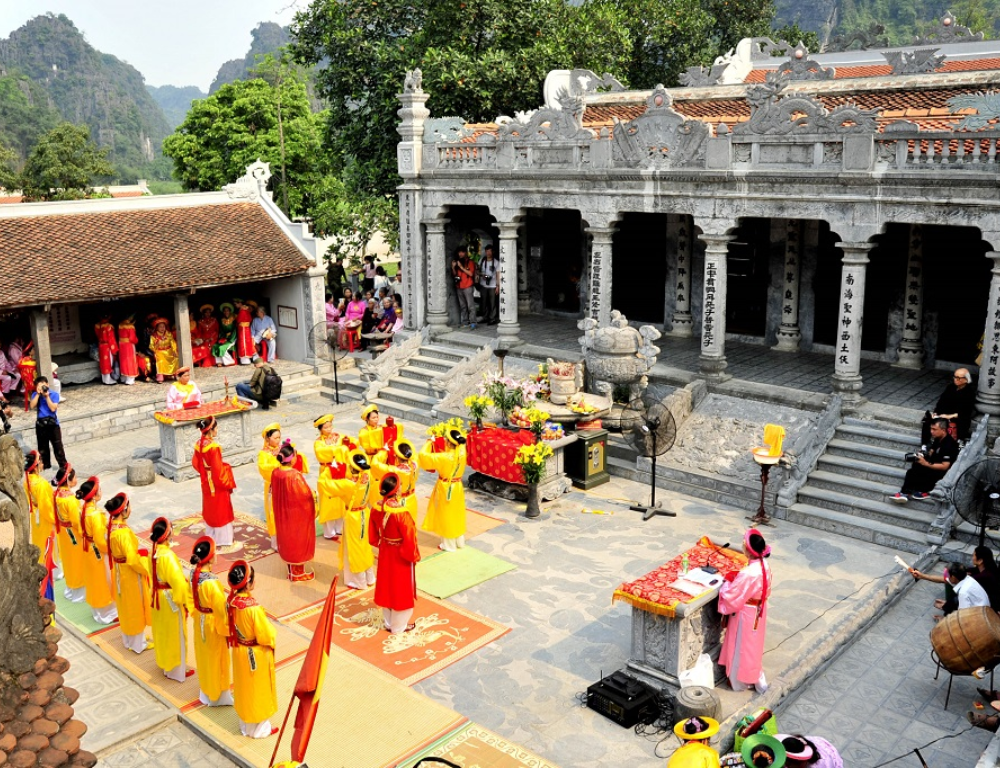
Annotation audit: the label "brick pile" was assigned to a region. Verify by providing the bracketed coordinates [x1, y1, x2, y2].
[0, 609, 96, 768]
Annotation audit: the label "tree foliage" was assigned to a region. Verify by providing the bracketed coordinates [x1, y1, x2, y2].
[20, 122, 115, 201]
[310, 176, 399, 267]
[835, 0, 999, 44]
[0, 141, 19, 191]
[162, 59, 323, 218]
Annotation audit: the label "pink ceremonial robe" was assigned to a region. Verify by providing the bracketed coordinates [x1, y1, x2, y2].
[718, 559, 770, 686]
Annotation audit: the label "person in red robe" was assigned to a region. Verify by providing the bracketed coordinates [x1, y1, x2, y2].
[195, 305, 219, 368]
[192, 416, 237, 547]
[236, 301, 255, 365]
[95, 314, 119, 385]
[16, 344, 36, 411]
[117, 316, 140, 385]
[270, 442, 317, 582]
[369, 472, 420, 633]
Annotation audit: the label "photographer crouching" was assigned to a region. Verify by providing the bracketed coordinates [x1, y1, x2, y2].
[30, 376, 67, 471]
[891, 418, 957, 503]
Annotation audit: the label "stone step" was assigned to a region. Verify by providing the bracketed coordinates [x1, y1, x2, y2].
[815, 454, 907, 485]
[390, 376, 437, 397]
[796, 484, 935, 532]
[398, 365, 438, 384]
[376, 385, 439, 410]
[834, 423, 922, 452]
[807, 469, 909, 505]
[419, 344, 469, 363]
[367, 396, 439, 425]
[319, 386, 364, 404]
[783, 502, 929, 555]
[825, 438, 910, 468]
[409, 355, 454, 374]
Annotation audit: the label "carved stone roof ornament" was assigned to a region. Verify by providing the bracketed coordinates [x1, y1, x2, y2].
[611, 85, 709, 167]
[825, 23, 889, 53]
[770, 42, 835, 82]
[948, 91, 1000, 130]
[223, 159, 272, 201]
[734, 79, 878, 136]
[569, 69, 625, 95]
[424, 117, 473, 143]
[497, 88, 594, 142]
[914, 12, 984, 45]
[749, 37, 796, 61]
[883, 48, 945, 75]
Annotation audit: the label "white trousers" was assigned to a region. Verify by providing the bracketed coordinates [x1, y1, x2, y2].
[200, 689, 235, 707]
[121, 632, 149, 654]
[101, 373, 118, 385]
[345, 566, 375, 590]
[240, 719, 273, 738]
[323, 520, 343, 538]
[383, 607, 414, 634]
[64, 585, 86, 603]
[239, 356, 252, 365]
[730, 670, 769, 694]
[215, 353, 234, 367]
[438, 535, 466, 552]
[121, 376, 135, 386]
[204, 522, 234, 547]
[92, 603, 118, 624]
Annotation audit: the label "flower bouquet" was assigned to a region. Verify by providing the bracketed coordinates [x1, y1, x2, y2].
[426, 417, 465, 453]
[514, 442, 554, 485]
[464, 394, 494, 429]
[479, 372, 542, 426]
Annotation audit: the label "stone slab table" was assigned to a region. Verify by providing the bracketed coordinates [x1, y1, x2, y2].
[154, 398, 259, 482]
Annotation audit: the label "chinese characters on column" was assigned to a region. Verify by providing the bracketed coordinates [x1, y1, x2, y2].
[675, 224, 689, 314]
[703, 260, 718, 349]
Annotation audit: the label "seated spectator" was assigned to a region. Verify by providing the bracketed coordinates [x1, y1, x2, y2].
[236, 356, 275, 411]
[923, 368, 976, 442]
[340, 293, 367, 349]
[251, 305, 278, 361]
[166, 367, 202, 410]
[359, 300, 380, 350]
[325, 292, 338, 327]
[912, 562, 989, 614]
[892, 418, 957, 503]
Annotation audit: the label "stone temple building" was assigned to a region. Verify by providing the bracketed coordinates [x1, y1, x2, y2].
[394, 13, 1000, 425]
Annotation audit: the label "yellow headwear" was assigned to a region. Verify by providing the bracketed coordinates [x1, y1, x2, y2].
[394, 438, 415, 460]
[261, 422, 281, 440]
[361, 404, 379, 421]
[313, 414, 334, 430]
[446, 427, 467, 446]
[348, 450, 370, 472]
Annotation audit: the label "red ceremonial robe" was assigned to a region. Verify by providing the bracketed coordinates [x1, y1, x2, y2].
[117, 322, 139, 378]
[192, 439, 237, 528]
[95, 321, 119, 376]
[369, 497, 420, 610]
[271, 465, 316, 565]
[236, 308, 254, 359]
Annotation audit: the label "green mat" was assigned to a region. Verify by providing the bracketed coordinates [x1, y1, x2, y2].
[53, 580, 116, 636]
[416, 546, 517, 599]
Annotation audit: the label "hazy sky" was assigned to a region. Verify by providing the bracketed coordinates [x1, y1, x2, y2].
[0, 1, 307, 91]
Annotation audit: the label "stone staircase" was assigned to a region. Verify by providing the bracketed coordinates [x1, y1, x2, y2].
[364, 343, 473, 424]
[784, 417, 935, 554]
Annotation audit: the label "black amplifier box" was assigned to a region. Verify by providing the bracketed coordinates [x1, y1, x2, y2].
[586, 671, 659, 728]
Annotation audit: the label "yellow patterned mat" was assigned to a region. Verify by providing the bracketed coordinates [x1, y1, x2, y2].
[400, 722, 561, 768]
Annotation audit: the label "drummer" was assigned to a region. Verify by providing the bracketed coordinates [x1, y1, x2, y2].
[909, 561, 990, 618]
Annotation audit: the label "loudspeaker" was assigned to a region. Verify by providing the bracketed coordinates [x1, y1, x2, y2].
[586, 670, 658, 728]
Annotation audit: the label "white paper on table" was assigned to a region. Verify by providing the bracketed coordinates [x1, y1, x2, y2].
[670, 578, 711, 597]
[683, 567, 725, 589]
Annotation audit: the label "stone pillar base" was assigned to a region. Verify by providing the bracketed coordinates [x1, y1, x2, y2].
[773, 328, 801, 352]
[698, 354, 731, 383]
[496, 322, 521, 349]
[893, 344, 925, 369]
[426, 314, 450, 338]
[832, 373, 865, 405]
[666, 315, 694, 338]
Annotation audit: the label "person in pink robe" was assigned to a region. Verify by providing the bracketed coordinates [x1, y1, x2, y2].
[0, 345, 19, 394]
[718, 528, 771, 694]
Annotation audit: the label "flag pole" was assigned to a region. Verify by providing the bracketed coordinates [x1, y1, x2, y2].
[268, 685, 298, 767]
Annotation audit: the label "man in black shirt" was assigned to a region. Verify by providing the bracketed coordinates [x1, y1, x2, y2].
[922, 368, 976, 442]
[892, 418, 958, 502]
[327, 256, 348, 294]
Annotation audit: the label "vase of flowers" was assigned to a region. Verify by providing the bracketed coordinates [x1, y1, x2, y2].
[464, 394, 493, 431]
[479, 372, 542, 427]
[521, 406, 551, 443]
[514, 442, 553, 519]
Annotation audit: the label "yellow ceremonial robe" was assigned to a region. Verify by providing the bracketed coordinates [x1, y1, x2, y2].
[330, 472, 375, 574]
[25, 473, 56, 564]
[150, 547, 192, 673]
[258, 450, 281, 537]
[54, 490, 85, 591]
[358, 425, 384, 456]
[371, 455, 419, 522]
[109, 524, 152, 636]
[192, 575, 232, 702]
[80, 501, 114, 609]
[418, 443, 467, 539]
[314, 438, 348, 525]
[230, 596, 277, 724]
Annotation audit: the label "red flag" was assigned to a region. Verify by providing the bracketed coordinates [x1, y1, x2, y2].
[282, 576, 338, 764]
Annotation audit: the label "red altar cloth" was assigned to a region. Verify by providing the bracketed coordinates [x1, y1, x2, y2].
[466, 426, 535, 485]
[612, 536, 748, 618]
[154, 398, 251, 424]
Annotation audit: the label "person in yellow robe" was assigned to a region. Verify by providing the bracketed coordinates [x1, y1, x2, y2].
[105, 493, 152, 654]
[149, 517, 193, 682]
[24, 450, 57, 570]
[313, 414, 350, 539]
[190, 536, 234, 707]
[358, 404, 384, 457]
[372, 438, 419, 523]
[76, 477, 118, 624]
[150, 318, 180, 381]
[329, 451, 376, 589]
[226, 560, 277, 738]
[53, 464, 86, 603]
[258, 423, 283, 550]
[418, 428, 468, 552]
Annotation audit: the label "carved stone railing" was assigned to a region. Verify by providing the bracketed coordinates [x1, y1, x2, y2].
[875, 128, 1000, 170]
[360, 327, 428, 403]
[776, 395, 843, 510]
[430, 340, 498, 412]
[927, 415, 990, 544]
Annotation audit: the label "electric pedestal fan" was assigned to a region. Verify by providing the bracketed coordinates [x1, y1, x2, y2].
[623, 397, 679, 521]
[308, 321, 348, 404]
[952, 457, 1000, 548]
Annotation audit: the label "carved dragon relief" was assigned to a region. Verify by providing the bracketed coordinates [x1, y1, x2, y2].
[914, 12, 985, 45]
[611, 85, 708, 167]
[769, 42, 835, 81]
[734, 80, 878, 136]
[948, 91, 1000, 131]
[568, 69, 625, 95]
[497, 88, 595, 142]
[825, 23, 889, 53]
[883, 48, 944, 75]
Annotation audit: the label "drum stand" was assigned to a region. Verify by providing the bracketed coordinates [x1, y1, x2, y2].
[932, 650, 994, 709]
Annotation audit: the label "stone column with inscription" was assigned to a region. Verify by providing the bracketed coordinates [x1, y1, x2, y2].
[397, 70, 430, 332]
[668, 219, 694, 337]
[497, 221, 521, 347]
[173, 294, 194, 369]
[698, 234, 735, 381]
[774, 220, 803, 352]
[831, 242, 875, 403]
[976, 251, 1000, 419]
[517, 226, 531, 314]
[425, 219, 451, 337]
[894, 224, 925, 369]
[586, 226, 616, 326]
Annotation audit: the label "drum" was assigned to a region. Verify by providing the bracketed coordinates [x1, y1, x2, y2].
[930, 606, 1000, 675]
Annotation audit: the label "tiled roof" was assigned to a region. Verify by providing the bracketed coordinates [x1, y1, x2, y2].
[744, 57, 1000, 83]
[2, 202, 312, 310]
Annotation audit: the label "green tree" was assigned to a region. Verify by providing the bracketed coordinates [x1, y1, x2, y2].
[20, 122, 114, 201]
[162, 66, 322, 218]
[0, 140, 19, 190]
[310, 176, 399, 268]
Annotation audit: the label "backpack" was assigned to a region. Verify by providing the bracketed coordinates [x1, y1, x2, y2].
[262, 369, 283, 401]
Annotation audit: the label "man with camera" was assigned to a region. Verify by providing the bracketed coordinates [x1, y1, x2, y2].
[30, 376, 67, 471]
[892, 418, 958, 503]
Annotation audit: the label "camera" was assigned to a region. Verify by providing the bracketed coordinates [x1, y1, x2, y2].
[40, 385, 49, 394]
[904, 451, 924, 463]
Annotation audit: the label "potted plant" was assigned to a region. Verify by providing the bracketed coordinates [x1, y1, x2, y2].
[464, 394, 494, 431]
[513, 442, 554, 518]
